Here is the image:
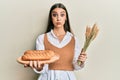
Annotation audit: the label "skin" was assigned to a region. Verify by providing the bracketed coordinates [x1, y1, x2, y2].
[52, 8, 67, 42]
[26, 8, 87, 70]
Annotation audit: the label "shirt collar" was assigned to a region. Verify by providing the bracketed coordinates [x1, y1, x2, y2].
[50, 29, 73, 38]
[51, 29, 57, 38]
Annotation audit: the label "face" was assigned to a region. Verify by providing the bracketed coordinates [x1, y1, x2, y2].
[51, 8, 67, 28]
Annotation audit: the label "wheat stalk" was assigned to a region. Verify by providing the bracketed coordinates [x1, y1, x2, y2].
[78, 23, 99, 65]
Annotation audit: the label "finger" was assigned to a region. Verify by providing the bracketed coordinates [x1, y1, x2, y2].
[79, 58, 85, 61]
[79, 54, 87, 58]
[80, 55, 87, 59]
[78, 55, 87, 60]
[78, 55, 85, 59]
[37, 61, 40, 68]
[24, 64, 29, 67]
[81, 57, 87, 61]
[37, 61, 41, 68]
[79, 56, 87, 60]
[33, 61, 37, 68]
[29, 61, 33, 68]
[80, 53, 86, 56]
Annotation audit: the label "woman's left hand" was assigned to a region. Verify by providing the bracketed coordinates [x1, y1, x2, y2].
[77, 52, 87, 64]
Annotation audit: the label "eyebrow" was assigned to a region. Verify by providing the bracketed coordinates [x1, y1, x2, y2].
[52, 11, 66, 14]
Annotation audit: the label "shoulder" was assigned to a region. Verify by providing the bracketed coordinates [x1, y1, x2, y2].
[66, 32, 78, 41]
[74, 36, 79, 41]
[72, 35, 80, 45]
[37, 33, 45, 40]
[36, 32, 51, 41]
[66, 32, 80, 44]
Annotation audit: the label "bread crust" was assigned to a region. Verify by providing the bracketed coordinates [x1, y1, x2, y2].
[22, 50, 55, 61]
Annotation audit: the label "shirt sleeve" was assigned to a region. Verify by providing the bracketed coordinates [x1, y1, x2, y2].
[36, 34, 45, 50]
[73, 36, 85, 70]
[33, 34, 49, 74]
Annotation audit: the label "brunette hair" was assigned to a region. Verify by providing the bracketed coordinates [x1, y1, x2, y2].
[45, 3, 72, 33]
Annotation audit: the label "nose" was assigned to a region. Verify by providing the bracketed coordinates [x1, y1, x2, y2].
[57, 15, 60, 21]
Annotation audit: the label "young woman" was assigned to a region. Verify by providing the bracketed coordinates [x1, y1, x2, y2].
[29, 3, 87, 80]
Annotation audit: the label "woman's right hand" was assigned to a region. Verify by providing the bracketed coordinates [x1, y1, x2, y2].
[27, 61, 44, 71]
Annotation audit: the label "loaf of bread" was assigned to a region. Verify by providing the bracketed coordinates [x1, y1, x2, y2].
[22, 50, 56, 61]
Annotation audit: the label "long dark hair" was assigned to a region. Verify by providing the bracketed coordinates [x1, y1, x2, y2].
[45, 3, 72, 33]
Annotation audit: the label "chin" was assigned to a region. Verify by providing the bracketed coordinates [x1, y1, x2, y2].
[56, 25, 63, 28]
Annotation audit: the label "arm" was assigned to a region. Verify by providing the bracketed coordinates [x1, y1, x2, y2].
[30, 34, 49, 73]
[73, 37, 87, 70]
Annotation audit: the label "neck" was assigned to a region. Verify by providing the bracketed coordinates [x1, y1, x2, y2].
[53, 27, 66, 37]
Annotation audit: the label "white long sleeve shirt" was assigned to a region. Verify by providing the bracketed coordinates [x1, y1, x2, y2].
[34, 30, 84, 80]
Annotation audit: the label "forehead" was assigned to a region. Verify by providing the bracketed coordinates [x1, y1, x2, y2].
[52, 8, 66, 13]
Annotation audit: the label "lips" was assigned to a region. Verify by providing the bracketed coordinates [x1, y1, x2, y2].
[56, 22, 61, 25]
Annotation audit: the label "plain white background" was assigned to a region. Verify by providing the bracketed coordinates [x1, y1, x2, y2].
[0, 0, 120, 80]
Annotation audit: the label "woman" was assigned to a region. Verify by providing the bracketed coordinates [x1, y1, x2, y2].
[29, 3, 87, 80]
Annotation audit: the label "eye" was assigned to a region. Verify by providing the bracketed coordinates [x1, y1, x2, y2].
[52, 13, 57, 17]
[60, 14, 65, 17]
